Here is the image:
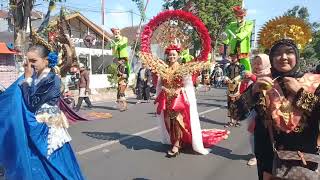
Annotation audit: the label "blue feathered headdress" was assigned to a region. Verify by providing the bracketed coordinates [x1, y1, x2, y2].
[48, 52, 58, 68]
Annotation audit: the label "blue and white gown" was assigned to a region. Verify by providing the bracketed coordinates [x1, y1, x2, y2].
[0, 68, 85, 180]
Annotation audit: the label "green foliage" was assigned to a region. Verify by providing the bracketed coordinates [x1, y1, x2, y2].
[283, 6, 320, 70]
[106, 63, 118, 87]
[131, 0, 146, 21]
[162, 0, 240, 53]
[193, 0, 240, 49]
[163, 0, 188, 10]
[284, 6, 309, 21]
[299, 57, 318, 73]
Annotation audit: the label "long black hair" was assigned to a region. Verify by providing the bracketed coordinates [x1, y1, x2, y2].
[28, 44, 50, 59]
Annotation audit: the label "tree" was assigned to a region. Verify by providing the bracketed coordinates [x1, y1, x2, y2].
[163, 0, 189, 10]
[193, 0, 240, 53]
[284, 6, 309, 21]
[106, 63, 119, 87]
[9, 0, 64, 59]
[163, 0, 241, 56]
[131, 0, 146, 21]
[283, 6, 320, 71]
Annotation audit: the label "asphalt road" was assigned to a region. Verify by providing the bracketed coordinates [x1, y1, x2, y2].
[68, 87, 258, 180]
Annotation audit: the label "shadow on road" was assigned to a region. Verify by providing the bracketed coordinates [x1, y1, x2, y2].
[210, 145, 251, 161]
[146, 112, 156, 117]
[199, 116, 226, 126]
[82, 131, 168, 153]
[201, 98, 227, 102]
[196, 102, 227, 108]
[127, 101, 137, 105]
[91, 105, 118, 111]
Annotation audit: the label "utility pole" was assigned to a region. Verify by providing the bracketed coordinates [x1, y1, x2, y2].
[101, 0, 105, 68]
[130, 9, 133, 27]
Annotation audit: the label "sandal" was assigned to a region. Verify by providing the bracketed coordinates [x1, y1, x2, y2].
[235, 122, 241, 127]
[166, 145, 180, 158]
[166, 150, 180, 158]
[224, 122, 235, 128]
[247, 157, 257, 166]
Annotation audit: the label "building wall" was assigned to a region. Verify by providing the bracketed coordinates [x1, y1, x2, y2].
[0, 19, 8, 32]
[0, 54, 18, 88]
[69, 18, 109, 50]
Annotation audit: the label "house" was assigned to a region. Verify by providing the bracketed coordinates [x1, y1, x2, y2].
[120, 25, 164, 73]
[0, 10, 44, 32]
[0, 42, 17, 89]
[38, 11, 116, 88]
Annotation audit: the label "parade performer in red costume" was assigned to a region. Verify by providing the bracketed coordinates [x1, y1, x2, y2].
[139, 10, 229, 157]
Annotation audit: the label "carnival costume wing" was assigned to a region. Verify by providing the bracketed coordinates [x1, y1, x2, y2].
[138, 52, 168, 78]
[174, 61, 211, 78]
[139, 52, 210, 81]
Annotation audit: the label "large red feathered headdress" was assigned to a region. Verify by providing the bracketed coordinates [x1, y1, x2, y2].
[165, 44, 181, 55]
[140, 10, 211, 62]
[111, 28, 120, 34]
[232, 6, 246, 17]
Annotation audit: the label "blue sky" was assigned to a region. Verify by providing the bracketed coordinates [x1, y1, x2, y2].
[36, 0, 320, 34]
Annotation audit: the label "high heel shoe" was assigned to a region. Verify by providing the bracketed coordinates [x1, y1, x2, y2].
[166, 150, 180, 158]
[166, 145, 180, 158]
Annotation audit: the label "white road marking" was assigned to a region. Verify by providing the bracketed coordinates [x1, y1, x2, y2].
[199, 107, 220, 115]
[102, 149, 110, 153]
[76, 107, 221, 156]
[77, 127, 159, 155]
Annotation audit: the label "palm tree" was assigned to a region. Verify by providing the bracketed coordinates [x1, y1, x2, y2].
[9, 0, 63, 59]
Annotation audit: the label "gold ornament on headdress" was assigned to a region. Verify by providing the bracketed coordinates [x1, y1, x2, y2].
[138, 52, 210, 84]
[139, 19, 206, 83]
[258, 16, 312, 50]
[138, 10, 212, 86]
[31, 30, 54, 51]
[154, 21, 192, 50]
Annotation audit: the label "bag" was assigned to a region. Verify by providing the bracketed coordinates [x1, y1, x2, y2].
[268, 125, 320, 180]
[272, 150, 320, 179]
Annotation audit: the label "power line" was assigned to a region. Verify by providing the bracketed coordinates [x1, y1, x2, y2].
[36, 3, 149, 19]
[2, 1, 151, 21]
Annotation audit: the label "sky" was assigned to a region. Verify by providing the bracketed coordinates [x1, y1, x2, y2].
[34, 0, 320, 34]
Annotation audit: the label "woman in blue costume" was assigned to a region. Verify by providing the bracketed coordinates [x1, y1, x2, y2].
[0, 41, 85, 179]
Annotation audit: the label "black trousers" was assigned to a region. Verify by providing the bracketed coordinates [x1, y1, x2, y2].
[76, 97, 92, 109]
[136, 81, 150, 100]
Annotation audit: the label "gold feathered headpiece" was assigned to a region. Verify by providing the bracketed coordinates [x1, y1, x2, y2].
[258, 16, 312, 50]
[31, 30, 54, 52]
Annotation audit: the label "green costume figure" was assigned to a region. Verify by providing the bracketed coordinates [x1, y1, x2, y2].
[180, 49, 194, 63]
[180, 50, 211, 63]
[110, 28, 131, 77]
[109, 28, 131, 112]
[223, 6, 253, 72]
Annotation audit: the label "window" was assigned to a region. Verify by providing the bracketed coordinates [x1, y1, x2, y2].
[91, 55, 113, 74]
